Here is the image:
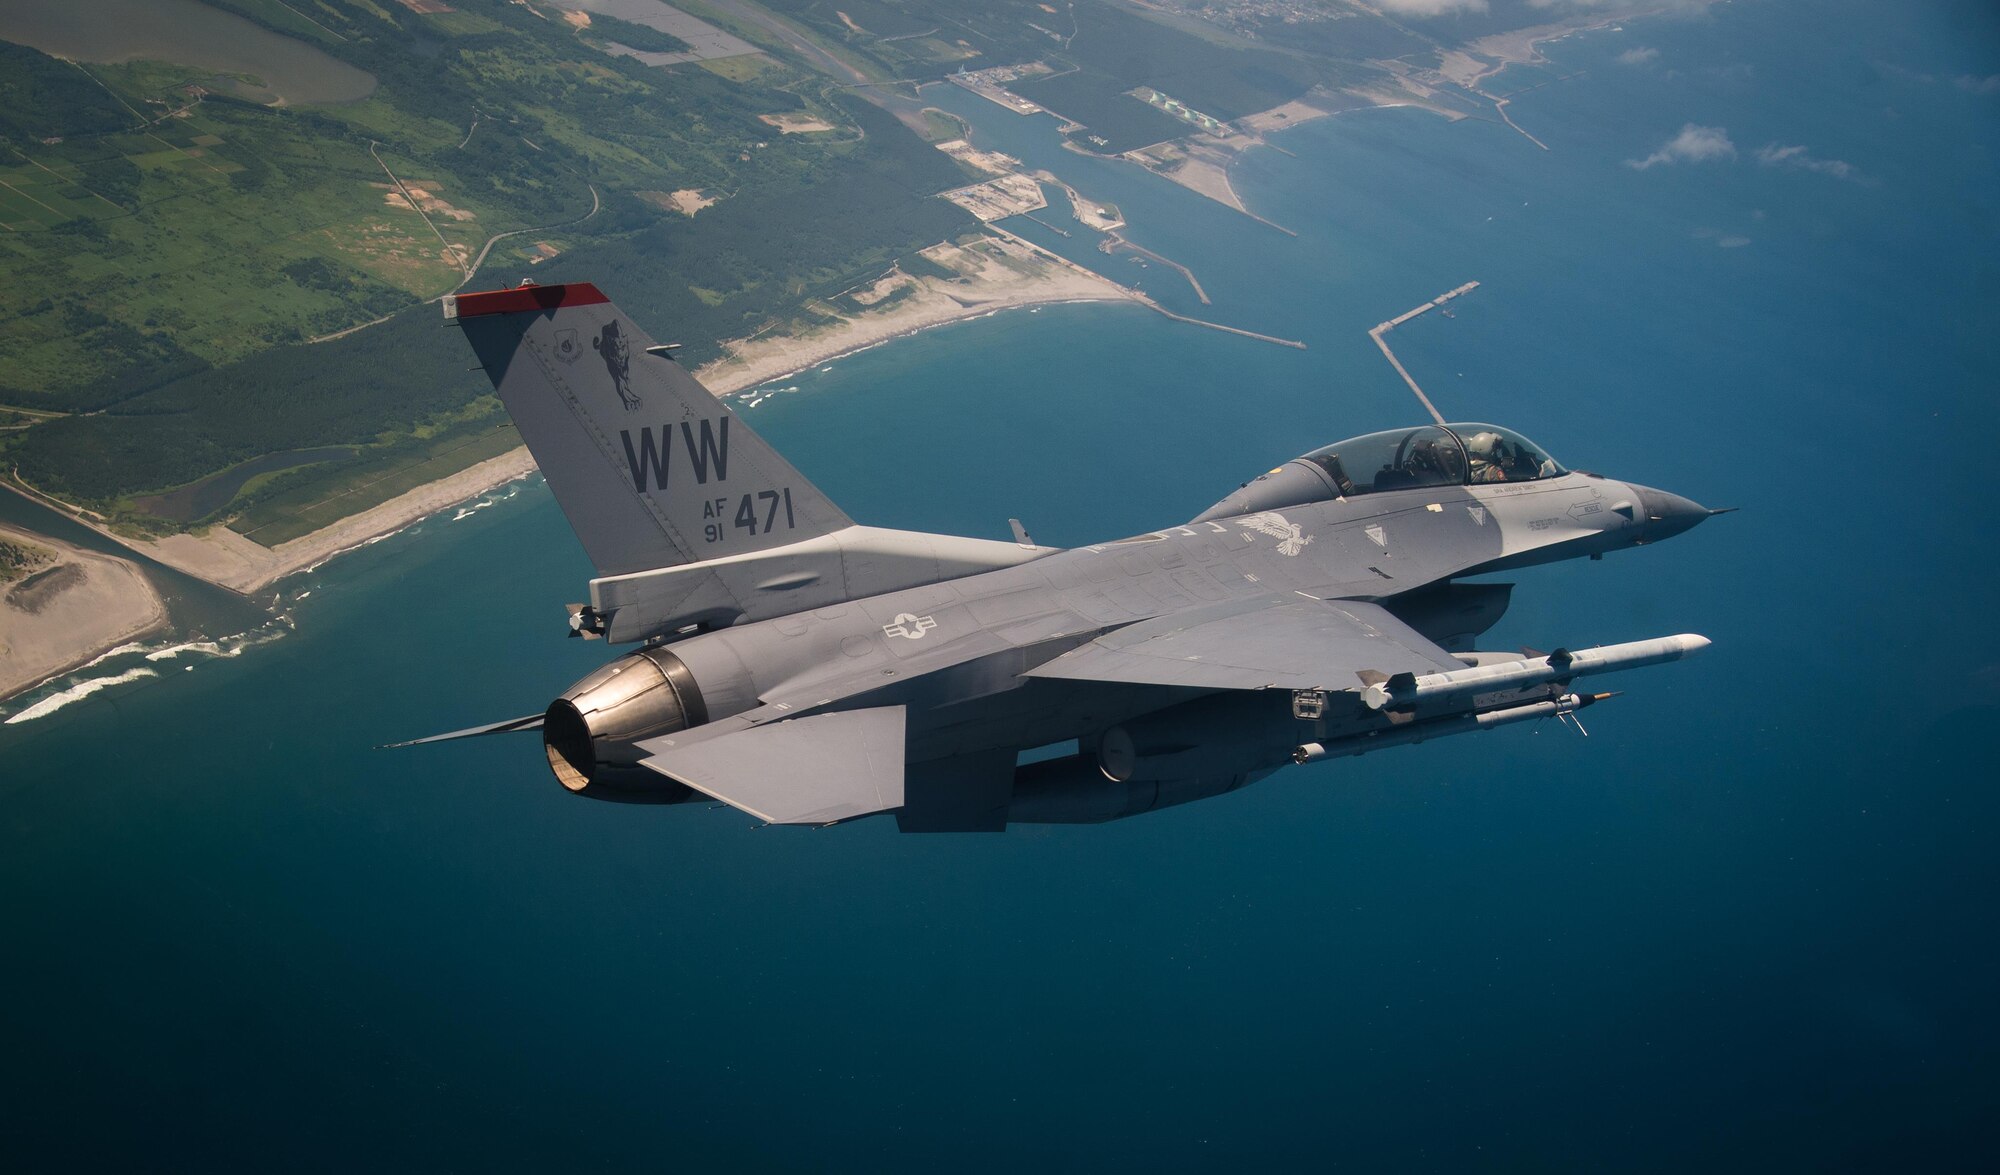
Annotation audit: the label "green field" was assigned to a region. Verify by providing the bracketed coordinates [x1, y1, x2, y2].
[747, 0, 1389, 116]
[0, 0, 1461, 547]
[0, 1, 862, 410]
[229, 413, 526, 546]
[0, 0, 969, 540]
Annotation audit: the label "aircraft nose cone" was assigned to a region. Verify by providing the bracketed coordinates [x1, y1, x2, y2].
[1635, 485, 1712, 542]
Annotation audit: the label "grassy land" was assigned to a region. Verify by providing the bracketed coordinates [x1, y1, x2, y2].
[750, 0, 1391, 118]
[0, 0, 1463, 550]
[230, 414, 525, 546]
[0, 536, 56, 584]
[0, 0, 856, 417]
[0, 0, 957, 540]
[919, 108, 970, 143]
[577, 13, 692, 56]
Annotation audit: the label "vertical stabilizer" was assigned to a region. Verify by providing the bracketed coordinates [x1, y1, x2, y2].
[447, 282, 852, 577]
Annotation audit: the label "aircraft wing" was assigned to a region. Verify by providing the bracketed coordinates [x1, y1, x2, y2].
[1022, 595, 1462, 692]
[636, 705, 905, 825]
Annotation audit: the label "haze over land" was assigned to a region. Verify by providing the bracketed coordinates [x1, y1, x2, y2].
[0, 0, 1669, 700]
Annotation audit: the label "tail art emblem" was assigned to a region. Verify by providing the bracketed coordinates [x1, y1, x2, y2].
[1239, 512, 1313, 557]
[593, 320, 640, 411]
[554, 328, 581, 363]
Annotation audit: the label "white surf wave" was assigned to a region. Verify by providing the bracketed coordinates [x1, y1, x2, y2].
[5, 668, 159, 725]
[451, 482, 524, 521]
[295, 528, 400, 579]
[145, 639, 224, 662]
[137, 618, 293, 668]
[73, 641, 153, 673]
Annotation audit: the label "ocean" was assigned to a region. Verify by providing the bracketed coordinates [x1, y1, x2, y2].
[3, 1, 1996, 1167]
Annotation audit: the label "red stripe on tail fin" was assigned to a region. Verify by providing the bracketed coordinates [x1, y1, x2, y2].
[446, 282, 610, 319]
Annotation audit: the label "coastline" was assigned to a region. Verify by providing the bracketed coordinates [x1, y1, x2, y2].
[0, 234, 1138, 703]
[0, 0, 1677, 704]
[0, 523, 170, 702]
[1131, 5, 1707, 228]
[135, 232, 1139, 596]
[1132, 86, 1466, 222]
[694, 234, 1139, 395]
[1437, 3, 1700, 91]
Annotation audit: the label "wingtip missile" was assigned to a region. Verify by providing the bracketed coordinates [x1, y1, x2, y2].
[1360, 634, 1710, 710]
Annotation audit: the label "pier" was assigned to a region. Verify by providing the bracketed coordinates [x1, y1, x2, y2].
[1493, 98, 1549, 152]
[1022, 213, 1072, 238]
[1369, 281, 1479, 425]
[986, 226, 1306, 351]
[1102, 233, 1210, 304]
[1151, 306, 1305, 349]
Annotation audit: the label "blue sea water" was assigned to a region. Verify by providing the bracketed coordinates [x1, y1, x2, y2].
[3, 1, 1997, 1168]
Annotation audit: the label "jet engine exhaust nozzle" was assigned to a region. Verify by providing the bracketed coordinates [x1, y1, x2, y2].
[543, 646, 708, 799]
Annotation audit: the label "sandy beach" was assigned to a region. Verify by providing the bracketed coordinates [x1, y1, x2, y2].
[134, 446, 546, 594]
[0, 161, 1152, 704]
[144, 232, 1135, 597]
[1436, 4, 1701, 91]
[1127, 138, 1250, 212]
[1, 523, 168, 700]
[1132, 85, 1458, 221]
[696, 234, 1139, 393]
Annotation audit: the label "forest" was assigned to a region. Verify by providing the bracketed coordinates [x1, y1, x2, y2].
[2, 0, 965, 524]
[9, 95, 975, 511]
[0, 0, 1461, 536]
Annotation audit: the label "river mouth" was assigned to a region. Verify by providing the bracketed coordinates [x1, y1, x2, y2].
[0, 486, 272, 641]
[0, 1, 378, 106]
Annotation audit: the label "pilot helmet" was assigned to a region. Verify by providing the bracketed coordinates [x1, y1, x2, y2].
[1465, 431, 1501, 457]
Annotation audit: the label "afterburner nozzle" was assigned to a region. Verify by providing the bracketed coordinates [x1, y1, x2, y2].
[543, 647, 708, 798]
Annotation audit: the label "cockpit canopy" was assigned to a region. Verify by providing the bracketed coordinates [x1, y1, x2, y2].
[1192, 424, 1565, 523]
[1302, 423, 1562, 496]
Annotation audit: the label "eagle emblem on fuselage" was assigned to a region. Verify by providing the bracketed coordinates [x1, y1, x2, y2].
[1238, 512, 1313, 557]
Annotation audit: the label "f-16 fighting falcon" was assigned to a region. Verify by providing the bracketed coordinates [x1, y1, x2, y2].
[398, 281, 1722, 831]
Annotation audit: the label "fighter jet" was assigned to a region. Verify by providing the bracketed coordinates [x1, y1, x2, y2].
[398, 280, 1720, 830]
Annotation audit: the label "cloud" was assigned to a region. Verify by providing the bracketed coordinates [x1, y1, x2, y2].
[1755, 142, 1859, 180]
[1617, 47, 1659, 66]
[1693, 227, 1751, 248]
[1957, 74, 2000, 94]
[1626, 124, 1736, 169]
[1372, 0, 1487, 15]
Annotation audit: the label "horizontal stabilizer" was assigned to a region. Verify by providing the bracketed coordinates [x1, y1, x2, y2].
[638, 706, 906, 825]
[1024, 595, 1460, 692]
[382, 712, 544, 749]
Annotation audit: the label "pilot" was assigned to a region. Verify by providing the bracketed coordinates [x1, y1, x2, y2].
[1465, 431, 1510, 483]
[1404, 436, 1447, 481]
